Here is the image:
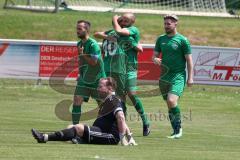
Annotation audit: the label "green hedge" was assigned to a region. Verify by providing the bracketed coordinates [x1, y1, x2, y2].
[225, 0, 240, 9]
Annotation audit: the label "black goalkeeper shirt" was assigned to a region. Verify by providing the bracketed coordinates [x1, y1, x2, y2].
[93, 94, 123, 135]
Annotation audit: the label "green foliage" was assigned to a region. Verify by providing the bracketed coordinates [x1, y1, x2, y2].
[226, 0, 240, 9]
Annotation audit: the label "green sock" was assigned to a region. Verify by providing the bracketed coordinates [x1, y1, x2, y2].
[131, 95, 149, 126]
[72, 105, 81, 125]
[169, 106, 181, 131]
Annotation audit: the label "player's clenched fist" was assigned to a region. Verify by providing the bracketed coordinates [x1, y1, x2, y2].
[153, 57, 162, 65]
[113, 15, 120, 21]
[78, 46, 84, 55]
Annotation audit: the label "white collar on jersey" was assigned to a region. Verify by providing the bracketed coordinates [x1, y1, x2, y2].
[103, 92, 115, 101]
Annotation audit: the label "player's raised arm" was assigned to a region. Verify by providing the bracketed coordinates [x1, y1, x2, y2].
[112, 15, 130, 36]
[94, 32, 108, 39]
[94, 31, 117, 42]
[113, 13, 137, 36]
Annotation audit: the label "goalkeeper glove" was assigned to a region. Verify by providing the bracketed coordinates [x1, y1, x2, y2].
[126, 133, 138, 146]
[120, 134, 129, 146]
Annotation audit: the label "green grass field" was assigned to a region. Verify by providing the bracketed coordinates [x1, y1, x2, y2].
[0, 1, 240, 47]
[0, 79, 239, 160]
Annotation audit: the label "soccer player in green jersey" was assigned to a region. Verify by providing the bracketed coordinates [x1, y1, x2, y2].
[112, 13, 150, 136]
[94, 29, 127, 103]
[72, 20, 106, 125]
[94, 21, 142, 116]
[152, 15, 193, 139]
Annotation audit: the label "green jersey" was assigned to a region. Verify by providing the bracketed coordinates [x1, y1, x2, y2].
[154, 33, 191, 74]
[124, 26, 140, 72]
[102, 30, 127, 74]
[77, 37, 105, 85]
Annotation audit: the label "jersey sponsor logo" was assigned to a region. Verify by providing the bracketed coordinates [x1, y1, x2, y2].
[90, 43, 94, 47]
[119, 40, 133, 51]
[171, 43, 178, 50]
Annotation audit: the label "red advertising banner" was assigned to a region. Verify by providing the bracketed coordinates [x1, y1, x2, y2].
[39, 45, 160, 80]
[39, 45, 78, 78]
[138, 48, 161, 80]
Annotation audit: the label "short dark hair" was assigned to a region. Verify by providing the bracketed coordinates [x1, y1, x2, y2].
[77, 20, 91, 31]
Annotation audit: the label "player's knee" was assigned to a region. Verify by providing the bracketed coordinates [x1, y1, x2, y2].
[73, 95, 83, 105]
[167, 97, 177, 107]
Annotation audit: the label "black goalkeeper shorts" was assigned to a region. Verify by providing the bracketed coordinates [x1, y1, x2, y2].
[82, 125, 120, 145]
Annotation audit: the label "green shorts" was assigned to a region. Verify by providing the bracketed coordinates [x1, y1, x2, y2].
[159, 72, 186, 100]
[74, 78, 100, 102]
[106, 72, 126, 97]
[126, 71, 137, 92]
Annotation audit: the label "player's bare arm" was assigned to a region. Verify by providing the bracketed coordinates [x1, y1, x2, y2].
[94, 32, 117, 42]
[112, 15, 130, 36]
[94, 32, 108, 39]
[185, 54, 194, 87]
[134, 43, 143, 53]
[116, 110, 128, 134]
[116, 111, 137, 146]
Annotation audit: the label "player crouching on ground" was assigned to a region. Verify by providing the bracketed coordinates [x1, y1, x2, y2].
[31, 77, 137, 146]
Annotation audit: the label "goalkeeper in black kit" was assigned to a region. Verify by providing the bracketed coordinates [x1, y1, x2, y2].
[31, 77, 137, 146]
